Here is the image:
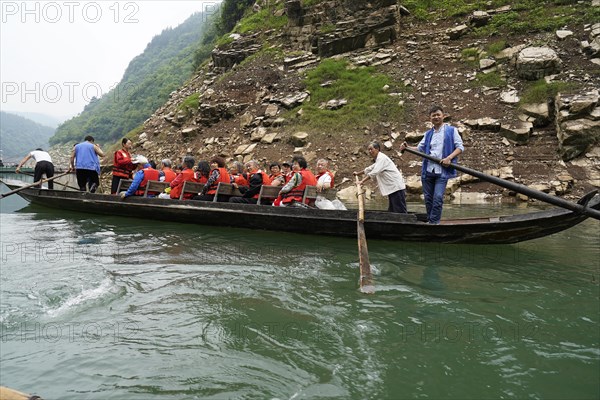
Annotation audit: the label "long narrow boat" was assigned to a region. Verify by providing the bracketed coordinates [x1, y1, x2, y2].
[3, 181, 599, 244]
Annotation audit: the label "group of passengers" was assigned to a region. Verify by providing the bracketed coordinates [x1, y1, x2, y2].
[113, 140, 335, 208]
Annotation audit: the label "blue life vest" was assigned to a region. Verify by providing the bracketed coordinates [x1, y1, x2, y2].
[421, 125, 458, 179]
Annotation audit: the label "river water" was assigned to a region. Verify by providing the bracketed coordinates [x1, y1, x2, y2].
[0, 176, 598, 399]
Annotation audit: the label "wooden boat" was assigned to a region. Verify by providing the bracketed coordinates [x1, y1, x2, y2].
[3, 180, 599, 244]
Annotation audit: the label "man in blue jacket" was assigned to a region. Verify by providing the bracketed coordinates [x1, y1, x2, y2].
[70, 135, 105, 192]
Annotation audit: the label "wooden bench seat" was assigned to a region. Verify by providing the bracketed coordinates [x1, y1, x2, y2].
[116, 179, 133, 193]
[257, 185, 281, 204]
[144, 181, 170, 197]
[213, 182, 243, 202]
[180, 181, 205, 200]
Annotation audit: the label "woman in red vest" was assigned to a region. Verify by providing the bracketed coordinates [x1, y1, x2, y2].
[112, 138, 136, 194]
[229, 160, 271, 204]
[277, 155, 317, 206]
[194, 156, 230, 202]
[229, 161, 249, 187]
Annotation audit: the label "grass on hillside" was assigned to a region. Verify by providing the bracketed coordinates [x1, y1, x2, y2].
[402, 0, 599, 35]
[287, 59, 408, 134]
[178, 93, 200, 116]
[519, 79, 578, 104]
[234, 7, 287, 34]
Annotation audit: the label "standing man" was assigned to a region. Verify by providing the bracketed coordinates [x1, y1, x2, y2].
[112, 138, 135, 194]
[400, 105, 464, 224]
[16, 148, 55, 189]
[70, 135, 105, 192]
[354, 141, 407, 213]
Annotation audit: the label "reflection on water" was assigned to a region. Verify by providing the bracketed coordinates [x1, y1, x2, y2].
[0, 181, 598, 399]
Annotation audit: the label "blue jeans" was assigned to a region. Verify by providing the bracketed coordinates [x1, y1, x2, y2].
[422, 172, 448, 224]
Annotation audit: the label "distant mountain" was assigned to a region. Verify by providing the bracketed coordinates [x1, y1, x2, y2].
[6, 111, 65, 128]
[0, 111, 55, 161]
[50, 12, 210, 146]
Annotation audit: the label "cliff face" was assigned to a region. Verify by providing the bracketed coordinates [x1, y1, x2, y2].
[118, 1, 600, 201]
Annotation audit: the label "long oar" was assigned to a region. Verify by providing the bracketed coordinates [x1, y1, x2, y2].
[21, 171, 80, 191]
[402, 147, 600, 221]
[355, 176, 374, 294]
[0, 171, 70, 199]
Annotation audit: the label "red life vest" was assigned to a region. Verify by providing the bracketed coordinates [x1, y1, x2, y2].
[134, 168, 160, 196]
[281, 169, 317, 204]
[170, 169, 197, 199]
[113, 149, 134, 178]
[162, 168, 177, 183]
[316, 170, 335, 188]
[207, 167, 231, 195]
[232, 173, 249, 187]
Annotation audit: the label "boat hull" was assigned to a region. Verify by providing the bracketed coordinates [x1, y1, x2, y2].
[7, 186, 599, 244]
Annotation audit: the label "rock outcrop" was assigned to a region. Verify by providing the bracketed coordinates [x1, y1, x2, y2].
[556, 90, 600, 161]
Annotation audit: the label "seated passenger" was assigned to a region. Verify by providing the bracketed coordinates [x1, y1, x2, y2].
[160, 159, 177, 183]
[195, 160, 210, 184]
[229, 160, 271, 204]
[120, 155, 160, 199]
[193, 156, 230, 201]
[229, 161, 249, 187]
[161, 156, 198, 200]
[271, 161, 291, 186]
[315, 158, 335, 191]
[276, 155, 317, 206]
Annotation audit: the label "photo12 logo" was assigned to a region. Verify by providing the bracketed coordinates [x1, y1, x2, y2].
[1, 1, 140, 24]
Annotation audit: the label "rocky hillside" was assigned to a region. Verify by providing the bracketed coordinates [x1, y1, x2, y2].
[101, 0, 600, 201]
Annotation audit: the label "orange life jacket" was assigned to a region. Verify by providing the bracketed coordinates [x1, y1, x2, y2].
[112, 149, 134, 178]
[162, 168, 177, 183]
[170, 169, 197, 199]
[281, 169, 317, 204]
[231, 173, 249, 187]
[135, 168, 160, 196]
[316, 170, 335, 188]
[207, 167, 231, 195]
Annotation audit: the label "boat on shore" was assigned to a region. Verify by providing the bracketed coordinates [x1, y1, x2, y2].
[3, 179, 599, 244]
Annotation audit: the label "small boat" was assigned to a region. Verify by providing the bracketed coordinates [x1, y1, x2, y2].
[3, 180, 599, 244]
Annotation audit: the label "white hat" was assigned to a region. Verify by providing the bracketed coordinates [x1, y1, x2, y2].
[132, 155, 148, 165]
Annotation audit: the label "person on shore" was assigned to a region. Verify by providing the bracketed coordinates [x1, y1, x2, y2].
[229, 160, 271, 204]
[16, 148, 55, 189]
[70, 135, 104, 192]
[111, 138, 135, 194]
[120, 155, 160, 199]
[400, 105, 464, 224]
[160, 159, 177, 183]
[194, 156, 230, 202]
[354, 141, 407, 213]
[276, 155, 317, 206]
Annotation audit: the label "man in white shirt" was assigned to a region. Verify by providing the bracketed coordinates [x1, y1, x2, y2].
[354, 141, 407, 213]
[16, 148, 55, 189]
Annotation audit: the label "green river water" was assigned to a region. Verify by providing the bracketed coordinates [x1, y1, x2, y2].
[0, 177, 598, 399]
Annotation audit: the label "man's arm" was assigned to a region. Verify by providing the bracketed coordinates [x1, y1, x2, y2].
[16, 154, 32, 173]
[122, 170, 144, 198]
[94, 144, 105, 158]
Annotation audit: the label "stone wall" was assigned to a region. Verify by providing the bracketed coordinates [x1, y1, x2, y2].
[285, 0, 401, 57]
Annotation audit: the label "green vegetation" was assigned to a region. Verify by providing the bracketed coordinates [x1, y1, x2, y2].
[178, 93, 200, 115]
[401, 0, 599, 34]
[289, 59, 407, 133]
[234, 9, 287, 34]
[0, 112, 55, 160]
[51, 12, 210, 146]
[485, 40, 507, 55]
[471, 72, 506, 88]
[519, 80, 577, 104]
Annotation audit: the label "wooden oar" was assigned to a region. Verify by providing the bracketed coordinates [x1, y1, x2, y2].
[21, 171, 80, 191]
[355, 176, 374, 294]
[402, 147, 600, 221]
[0, 171, 70, 199]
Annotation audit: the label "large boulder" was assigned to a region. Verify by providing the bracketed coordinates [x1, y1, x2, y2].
[556, 91, 600, 161]
[516, 47, 562, 80]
